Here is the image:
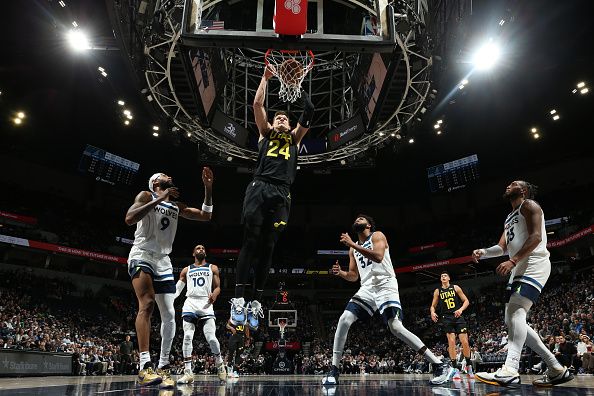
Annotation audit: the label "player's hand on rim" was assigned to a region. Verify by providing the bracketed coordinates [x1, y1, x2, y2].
[264, 64, 276, 80]
[496, 260, 515, 276]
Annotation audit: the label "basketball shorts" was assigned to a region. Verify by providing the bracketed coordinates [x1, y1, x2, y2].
[181, 297, 216, 324]
[345, 280, 403, 325]
[505, 256, 550, 304]
[241, 179, 291, 228]
[441, 314, 468, 334]
[127, 246, 175, 294]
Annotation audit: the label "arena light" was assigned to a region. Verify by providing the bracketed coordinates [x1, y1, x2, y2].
[530, 127, 538, 133]
[434, 124, 440, 129]
[117, 100, 125, 106]
[58, 0, 66, 7]
[67, 29, 91, 51]
[152, 125, 159, 131]
[72, 21, 78, 28]
[390, 133, 396, 137]
[577, 82, 585, 88]
[533, 133, 540, 139]
[408, 138, 414, 144]
[580, 87, 589, 94]
[123, 109, 131, 116]
[340, 159, 346, 165]
[552, 114, 560, 121]
[472, 41, 501, 70]
[379, 132, 385, 136]
[187, 132, 192, 137]
[152, 132, 159, 137]
[17, 111, 25, 119]
[461, 79, 469, 85]
[13, 118, 22, 125]
[549, 109, 556, 115]
[499, 19, 505, 26]
[227, 156, 233, 162]
[124, 120, 130, 125]
[436, 130, 442, 135]
[126, 114, 133, 120]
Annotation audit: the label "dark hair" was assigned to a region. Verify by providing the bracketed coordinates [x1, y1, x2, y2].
[519, 180, 539, 199]
[356, 214, 376, 232]
[273, 111, 289, 120]
[440, 270, 450, 276]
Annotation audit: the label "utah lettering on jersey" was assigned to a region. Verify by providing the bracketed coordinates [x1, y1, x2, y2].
[439, 289, 456, 300]
[269, 130, 294, 144]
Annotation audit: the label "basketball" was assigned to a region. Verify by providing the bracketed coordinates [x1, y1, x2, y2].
[278, 58, 304, 87]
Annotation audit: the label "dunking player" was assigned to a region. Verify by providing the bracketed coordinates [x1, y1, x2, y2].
[174, 244, 226, 384]
[430, 271, 473, 379]
[124, 168, 214, 387]
[472, 180, 574, 387]
[322, 215, 455, 386]
[230, 64, 314, 330]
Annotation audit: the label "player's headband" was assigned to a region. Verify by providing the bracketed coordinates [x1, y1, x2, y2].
[148, 173, 165, 192]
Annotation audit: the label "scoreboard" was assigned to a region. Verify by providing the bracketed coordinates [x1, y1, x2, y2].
[78, 145, 139, 186]
[427, 154, 479, 193]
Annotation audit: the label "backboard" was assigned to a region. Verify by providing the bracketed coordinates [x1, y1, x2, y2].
[182, 0, 395, 52]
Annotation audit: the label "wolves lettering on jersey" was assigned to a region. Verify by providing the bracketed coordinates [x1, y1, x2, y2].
[353, 233, 397, 287]
[132, 194, 178, 255]
[186, 264, 213, 298]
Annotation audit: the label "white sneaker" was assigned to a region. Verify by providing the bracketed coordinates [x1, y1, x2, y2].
[217, 362, 227, 381]
[531, 361, 543, 373]
[533, 366, 574, 387]
[229, 297, 247, 325]
[176, 369, 194, 384]
[475, 365, 520, 386]
[247, 300, 264, 330]
[430, 361, 456, 385]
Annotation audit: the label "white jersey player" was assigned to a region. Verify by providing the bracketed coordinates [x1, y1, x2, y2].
[174, 244, 226, 384]
[472, 180, 573, 387]
[322, 215, 453, 386]
[125, 168, 214, 387]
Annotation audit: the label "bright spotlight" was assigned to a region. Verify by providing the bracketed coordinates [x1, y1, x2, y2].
[124, 120, 130, 125]
[117, 100, 125, 106]
[17, 112, 25, 119]
[549, 109, 556, 115]
[152, 132, 159, 137]
[473, 41, 501, 70]
[123, 109, 131, 116]
[577, 82, 585, 88]
[13, 118, 22, 125]
[152, 125, 159, 131]
[437, 130, 442, 135]
[461, 79, 469, 85]
[187, 132, 192, 137]
[530, 127, 537, 133]
[580, 87, 589, 94]
[552, 115, 560, 121]
[533, 133, 540, 139]
[379, 132, 385, 136]
[67, 29, 90, 51]
[408, 138, 414, 144]
[434, 124, 440, 129]
[437, 119, 443, 124]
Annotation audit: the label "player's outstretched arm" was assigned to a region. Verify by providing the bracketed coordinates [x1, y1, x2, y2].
[472, 231, 507, 263]
[253, 66, 274, 136]
[293, 91, 314, 145]
[174, 267, 188, 299]
[179, 167, 214, 221]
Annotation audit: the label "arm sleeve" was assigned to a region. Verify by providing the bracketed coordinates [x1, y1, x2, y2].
[298, 91, 314, 128]
[174, 280, 186, 299]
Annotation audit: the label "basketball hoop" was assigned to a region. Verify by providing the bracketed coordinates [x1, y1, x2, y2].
[278, 318, 287, 339]
[265, 49, 314, 103]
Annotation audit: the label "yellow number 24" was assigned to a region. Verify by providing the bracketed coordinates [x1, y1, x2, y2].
[267, 139, 291, 160]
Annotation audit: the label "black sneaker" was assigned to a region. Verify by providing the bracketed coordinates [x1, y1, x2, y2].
[322, 365, 340, 385]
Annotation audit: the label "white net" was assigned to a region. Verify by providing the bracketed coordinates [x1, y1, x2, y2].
[265, 49, 314, 103]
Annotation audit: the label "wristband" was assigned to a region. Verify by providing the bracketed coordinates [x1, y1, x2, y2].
[202, 203, 213, 213]
[509, 258, 517, 266]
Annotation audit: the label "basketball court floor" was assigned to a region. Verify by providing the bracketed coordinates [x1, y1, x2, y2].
[0, 374, 593, 395]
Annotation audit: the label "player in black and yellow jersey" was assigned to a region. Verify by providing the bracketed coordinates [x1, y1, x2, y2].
[430, 270, 472, 378]
[226, 319, 251, 378]
[229, 64, 314, 331]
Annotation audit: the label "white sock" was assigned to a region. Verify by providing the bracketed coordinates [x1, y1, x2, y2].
[525, 323, 564, 370]
[184, 360, 192, 372]
[203, 318, 222, 356]
[388, 318, 441, 364]
[155, 293, 176, 368]
[182, 320, 195, 366]
[332, 311, 357, 367]
[503, 301, 527, 373]
[139, 351, 151, 369]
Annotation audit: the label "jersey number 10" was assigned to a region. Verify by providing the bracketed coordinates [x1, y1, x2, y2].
[192, 277, 205, 287]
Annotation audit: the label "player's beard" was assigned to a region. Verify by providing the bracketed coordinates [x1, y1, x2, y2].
[158, 179, 175, 190]
[352, 223, 367, 233]
[194, 252, 206, 261]
[503, 189, 521, 201]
